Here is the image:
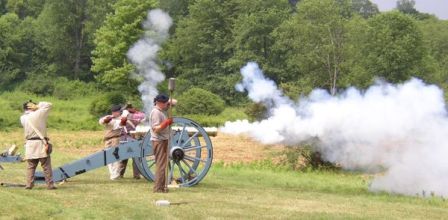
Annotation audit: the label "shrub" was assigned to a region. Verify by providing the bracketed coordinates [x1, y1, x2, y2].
[244, 102, 268, 121]
[272, 145, 339, 171]
[19, 73, 56, 96]
[53, 78, 98, 100]
[176, 88, 225, 115]
[89, 92, 126, 117]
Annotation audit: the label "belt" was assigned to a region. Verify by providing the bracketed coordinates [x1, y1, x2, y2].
[27, 137, 48, 141]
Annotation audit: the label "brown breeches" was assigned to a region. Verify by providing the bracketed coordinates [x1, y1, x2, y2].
[152, 140, 168, 192]
[26, 157, 54, 187]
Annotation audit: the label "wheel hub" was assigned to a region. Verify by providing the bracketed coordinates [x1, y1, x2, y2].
[170, 146, 185, 161]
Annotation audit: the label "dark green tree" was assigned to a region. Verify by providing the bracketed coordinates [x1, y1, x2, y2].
[158, 0, 192, 24]
[162, 0, 238, 83]
[36, 0, 118, 81]
[91, 0, 156, 90]
[6, 0, 45, 18]
[0, 13, 40, 90]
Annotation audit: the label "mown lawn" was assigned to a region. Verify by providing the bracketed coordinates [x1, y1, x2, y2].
[1, 131, 447, 219]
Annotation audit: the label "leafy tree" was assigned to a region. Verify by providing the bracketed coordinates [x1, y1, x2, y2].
[339, 15, 373, 88]
[1, 0, 8, 15]
[91, 0, 156, 91]
[36, 0, 118, 81]
[226, 0, 290, 81]
[362, 11, 426, 82]
[0, 13, 41, 90]
[273, 0, 349, 95]
[417, 18, 448, 87]
[351, 0, 379, 18]
[0, 13, 25, 89]
[6, 0, 45, 18]
[158, 0, 192, 24]
[396, 0, 418, 15]
[162, 0, 238, 84]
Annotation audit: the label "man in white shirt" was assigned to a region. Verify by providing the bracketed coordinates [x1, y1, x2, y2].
[20, 100, 56, 190]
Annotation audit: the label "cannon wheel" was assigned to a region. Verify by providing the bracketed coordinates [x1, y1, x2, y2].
[136, 117, 213, 187]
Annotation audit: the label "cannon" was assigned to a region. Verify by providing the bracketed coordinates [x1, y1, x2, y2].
[0, 145, 22, 170]
[28, 117, 213, 187]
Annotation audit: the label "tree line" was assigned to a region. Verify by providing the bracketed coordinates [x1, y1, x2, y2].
[1, 0, 447, 105]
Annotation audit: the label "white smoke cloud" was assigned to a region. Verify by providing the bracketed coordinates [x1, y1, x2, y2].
[221, 62, 448, 197]
[127, 9, 172, 113]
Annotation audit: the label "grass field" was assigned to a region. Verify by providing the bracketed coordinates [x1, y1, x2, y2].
[1, 131, 448, 219]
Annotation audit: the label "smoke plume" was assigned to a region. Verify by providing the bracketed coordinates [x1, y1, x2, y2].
[127, 9, 172, 113]
[221, 62, 448, 197]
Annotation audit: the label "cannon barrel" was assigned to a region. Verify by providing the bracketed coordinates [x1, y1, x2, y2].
[131, 125, 218, 139]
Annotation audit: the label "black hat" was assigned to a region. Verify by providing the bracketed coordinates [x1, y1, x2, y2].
[154, 94, 169, 104]
[111, 104, 122, 112]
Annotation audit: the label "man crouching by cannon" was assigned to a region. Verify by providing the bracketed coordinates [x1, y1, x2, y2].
[99, 105, 127, 180]
[20, 100, 56, 190]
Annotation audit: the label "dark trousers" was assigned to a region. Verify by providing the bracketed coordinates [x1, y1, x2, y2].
[26, 157, 54, 187]
[152, 140, 168, 192]
[119, 158, 141, 178]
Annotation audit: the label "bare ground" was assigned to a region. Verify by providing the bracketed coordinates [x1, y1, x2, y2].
[1, 130, 283, 163]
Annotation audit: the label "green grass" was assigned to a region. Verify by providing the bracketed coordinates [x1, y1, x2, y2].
[1, 140, 447, 219]
[0, 91, 247, 131]
[0, 91, 101, 131]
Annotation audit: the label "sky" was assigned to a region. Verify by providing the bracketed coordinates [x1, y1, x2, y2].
[370, 0, 448, 20]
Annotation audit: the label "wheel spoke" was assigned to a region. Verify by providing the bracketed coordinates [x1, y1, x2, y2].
[168, 161, 175, 183]
[182, 159, 199, 176]
[177, 124, 187, 145]
[184, 145, 206, 151]
[175, 161, 187, 183]
[181, 131, 199, 147]
[147, 160, 156, 169]
[184, 155, 207, 163]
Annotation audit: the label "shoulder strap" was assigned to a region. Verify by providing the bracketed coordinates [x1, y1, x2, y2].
[27, 119, 48, 145]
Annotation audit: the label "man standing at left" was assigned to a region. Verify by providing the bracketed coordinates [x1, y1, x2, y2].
[20, 100, 56, 190]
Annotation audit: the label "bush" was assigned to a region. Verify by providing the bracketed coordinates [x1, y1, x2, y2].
[272, 145, 339, 171]
[89, 92, 126, 117]
[244, 102, 268, 121]
[19, 73, 56, 96]
[53, 78, 98, 100]
[176, 88, 225, 115]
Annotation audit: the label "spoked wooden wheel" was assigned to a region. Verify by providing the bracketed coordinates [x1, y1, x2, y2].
[136, 117, 213, 187]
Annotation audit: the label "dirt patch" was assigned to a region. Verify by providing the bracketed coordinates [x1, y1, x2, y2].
[1, 130, 283, 163]
[211, 133, 284, 164]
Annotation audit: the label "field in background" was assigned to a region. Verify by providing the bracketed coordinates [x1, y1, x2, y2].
[0, 91, 248, 131]
[1, 130, 448, 219]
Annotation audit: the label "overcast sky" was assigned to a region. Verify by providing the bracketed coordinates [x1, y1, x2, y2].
[370, 0, 448, 20]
